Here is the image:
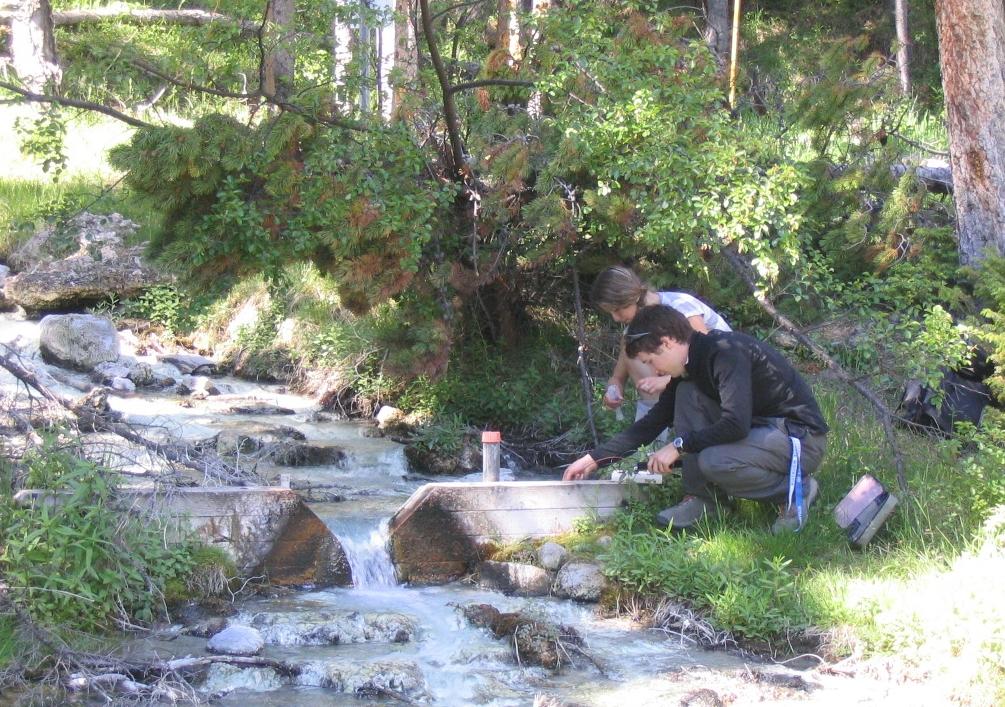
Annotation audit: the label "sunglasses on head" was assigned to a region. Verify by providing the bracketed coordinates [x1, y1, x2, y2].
[625, 331, 650, 342]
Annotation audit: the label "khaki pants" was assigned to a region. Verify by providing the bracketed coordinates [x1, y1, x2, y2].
[674, 382, 827, 504]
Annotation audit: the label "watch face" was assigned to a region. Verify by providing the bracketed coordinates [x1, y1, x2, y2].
[673, 436, 684, 449]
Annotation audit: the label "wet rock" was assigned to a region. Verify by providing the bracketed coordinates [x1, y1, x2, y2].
[552, 562, 607, 602]
[69, 387, 118, 431]
[537, 542, 569, 571]
[4, 213, 163, 313]
[534, 696, 589, 707]
[375, 405, 406, 429]
[680, 688, 724, 707]
[39, 314, 118, 371]
[127, 361, 156, 387]
[217, 424, 306, 456]
[206, 625, 264, 656]
[228, 401, 296, 416]
[243, 610, 416, 646]
[184, 375, 220, 398]
[92, 361, 131, 383]
[459, 603, 582, 671]
[182, 617, 230, 638]
[270, 442, 346, 467]
[109, 376, 135, 393]
[202, 663, 283, 693]
[294, 659, 427, 700]
[159, 353, 217, 375]
[477, 561, 553, 596]
[403, 435, 481, 476]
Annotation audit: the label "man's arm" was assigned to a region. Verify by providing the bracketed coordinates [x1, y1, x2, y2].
[588, 383, 678, 467]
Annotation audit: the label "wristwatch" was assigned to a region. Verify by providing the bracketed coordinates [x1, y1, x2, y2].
[672, 436, 685, 451]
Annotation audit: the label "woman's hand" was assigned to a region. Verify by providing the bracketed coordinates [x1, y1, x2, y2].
[602, 382, 624, 410]
[563, 455, 598, 481]
[637, 375, 671, 396]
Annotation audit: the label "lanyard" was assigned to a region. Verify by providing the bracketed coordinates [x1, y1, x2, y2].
[786, 436, 805, 530]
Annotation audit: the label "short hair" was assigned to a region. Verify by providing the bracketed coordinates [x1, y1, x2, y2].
[590, 265, 647, 311]
[625, 305, 693, 357]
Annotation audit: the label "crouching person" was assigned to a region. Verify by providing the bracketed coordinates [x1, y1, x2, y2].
[563, 305, 829, 534]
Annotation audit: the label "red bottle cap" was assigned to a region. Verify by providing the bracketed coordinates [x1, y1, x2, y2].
[481, 430, 501, 443]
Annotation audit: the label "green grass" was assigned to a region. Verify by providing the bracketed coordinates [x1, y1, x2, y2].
[593, 377, 1005, 702]
[0, 106, 161, 259]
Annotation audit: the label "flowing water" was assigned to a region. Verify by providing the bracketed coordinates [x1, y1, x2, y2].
[1, 313, 908, 705]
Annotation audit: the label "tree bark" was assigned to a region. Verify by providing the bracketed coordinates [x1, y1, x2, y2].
[704, 0, 731, 63]
[935, 0, 1005, 265]
[392, 0, 418, 117]
[9, 0, 60, 93]
[417, 0, 467, 176]
[894, 0, 912, 94]
[262, 0, 296, 104]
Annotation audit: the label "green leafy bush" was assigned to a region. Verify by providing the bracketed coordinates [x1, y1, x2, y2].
[1, 445, 195, 630]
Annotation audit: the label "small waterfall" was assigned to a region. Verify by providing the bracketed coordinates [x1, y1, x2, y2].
[336, 519, 398, 588]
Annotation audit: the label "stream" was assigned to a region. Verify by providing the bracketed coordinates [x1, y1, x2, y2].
[0, 313, 919, 705]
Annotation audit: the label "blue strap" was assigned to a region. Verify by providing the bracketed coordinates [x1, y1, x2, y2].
[786, 436, 805, 531]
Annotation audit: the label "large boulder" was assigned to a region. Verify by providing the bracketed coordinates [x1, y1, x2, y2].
[4, 212, 164, 314]
[39, 314, 119, 371]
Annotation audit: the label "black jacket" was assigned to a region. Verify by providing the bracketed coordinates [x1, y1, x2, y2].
[590, 330, 829, 466]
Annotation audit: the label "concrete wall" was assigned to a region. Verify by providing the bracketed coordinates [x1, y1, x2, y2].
[13, 486, 352, 588]
[388, 480, 645, 584]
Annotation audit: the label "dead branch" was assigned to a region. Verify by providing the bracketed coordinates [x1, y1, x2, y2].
[572, 267, 599, 447]
[0, 80, 154, 128]
[720, 246, 909, 496]
[0, 349, 259, 485]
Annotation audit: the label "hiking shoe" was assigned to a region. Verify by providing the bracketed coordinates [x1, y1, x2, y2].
[772, 476, 820, 535]
[656, 495, 722, 531]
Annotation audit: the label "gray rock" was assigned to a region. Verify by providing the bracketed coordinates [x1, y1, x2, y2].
[537, 542, 569, 571]
[39, 314, 119, 371]
[228, 401, 296, 416]
[4, 213, 162, 313]
[202, 663, 283, 693]
[478, 561, 553, 596]
[159, 353, 217, 375]
[127, 361, 156, 386]
[376, 405, 405, 429]
[110, 376, 135, 393]
[596, 535, 613, 548]
[0, 264, 10, 310]
[552, 562, 607, 602]
[185, 375, 220, 398]
[92, 361, 132, 384]
[206, 625, 265, 656]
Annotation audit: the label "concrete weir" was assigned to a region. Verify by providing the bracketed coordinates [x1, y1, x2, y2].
[13, 487, 352, 588]
[388, 480, 644, 584]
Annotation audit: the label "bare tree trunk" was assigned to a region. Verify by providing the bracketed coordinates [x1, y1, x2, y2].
[496, 0, 520, 58]
[704, 0, 731, 64]
[392, 0, 417, 117]
[935, 0, 1005, 265]
[262, 0, 296, 104]
[894, 0, 912, 94]
[9, 0, 60, 93]
[331, 2, 354, 112]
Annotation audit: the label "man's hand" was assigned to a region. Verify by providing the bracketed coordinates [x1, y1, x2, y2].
[637, 375, 672, 396]
[647, 444, 680, 474]
[602, 382, 624, 410]
[563, 454, 599, 481]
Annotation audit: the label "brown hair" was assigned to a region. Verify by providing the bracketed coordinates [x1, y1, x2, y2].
[625, 305, 693, 357]
[590, 265, 649, 311]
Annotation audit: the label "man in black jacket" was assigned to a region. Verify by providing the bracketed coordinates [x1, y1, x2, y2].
[563, 305, 829, 533]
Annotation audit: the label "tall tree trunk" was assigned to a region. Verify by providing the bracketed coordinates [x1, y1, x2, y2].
[496, 0, 520, 58]
[894, 0, 912, 94]
[9, 0, 60, 93]
[263, 0, 296, 104]
[704, 0, 731, 64]
[392, 0, 417, 117]
[935, 0, 1005, 265]
[330, 2, 354, 112]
